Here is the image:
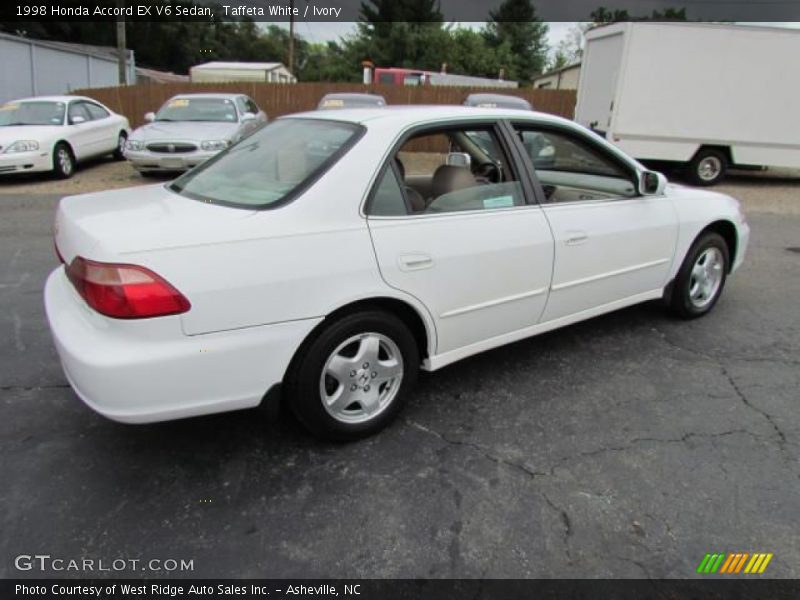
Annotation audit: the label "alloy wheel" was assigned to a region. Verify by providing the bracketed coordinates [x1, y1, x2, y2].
[319, 332, 404, 424]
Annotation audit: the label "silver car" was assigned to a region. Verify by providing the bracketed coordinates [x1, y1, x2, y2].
[124, 93, 267, 174]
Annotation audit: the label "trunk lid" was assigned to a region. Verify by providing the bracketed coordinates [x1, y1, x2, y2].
[54, 183, 256, 263]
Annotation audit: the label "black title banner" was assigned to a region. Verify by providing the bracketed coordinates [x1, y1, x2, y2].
[5, 579, 800, 599]
[2, 0, 800, 23]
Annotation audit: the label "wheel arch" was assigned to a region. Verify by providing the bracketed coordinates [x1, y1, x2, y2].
[283, 296, 435, 383]
[700, 219, 738, 272]
[693, 144, 733, 165]
[54, 139, 75, 155]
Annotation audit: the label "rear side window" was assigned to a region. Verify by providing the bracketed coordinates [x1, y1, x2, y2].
[370, 166, 407, 216]
[85, 103, 110, 120]
[170, 118, 363, 209]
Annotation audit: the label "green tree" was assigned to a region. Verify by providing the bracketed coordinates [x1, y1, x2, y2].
[484, 0, 549, 84]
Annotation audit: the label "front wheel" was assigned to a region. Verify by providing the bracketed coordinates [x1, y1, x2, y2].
[285, 311, 419, 441]
[52, 143, 75, 179]
[668, 232, 729, 319]
[113, 131, 127, 160]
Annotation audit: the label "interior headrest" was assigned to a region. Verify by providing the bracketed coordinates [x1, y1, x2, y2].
[431, 165, 476, 199]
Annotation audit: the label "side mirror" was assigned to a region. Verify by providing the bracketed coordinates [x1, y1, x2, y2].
[144, 112, 156, 123]
[240, 112, 256, 123]
[70, 115, 86, 125]
[446, 152, 471, 168]
[640, 170, 667, 196]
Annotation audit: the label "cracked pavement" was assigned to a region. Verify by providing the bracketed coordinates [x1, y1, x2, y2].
[1, 193, 798, 579]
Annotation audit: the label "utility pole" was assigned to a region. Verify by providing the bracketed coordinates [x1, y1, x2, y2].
[116, 0, 127, 84]
[288, 0, 295, 76]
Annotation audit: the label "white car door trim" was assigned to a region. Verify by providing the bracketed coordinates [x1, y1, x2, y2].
[425, 288, 663, 371]
[440, 286, 550, 319]
[550, 257, 671, 291]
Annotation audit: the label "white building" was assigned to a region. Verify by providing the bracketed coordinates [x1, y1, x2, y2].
[0, 32, 135, 103]
[532, 63, 582, 90]
[190, 61, 297, 84]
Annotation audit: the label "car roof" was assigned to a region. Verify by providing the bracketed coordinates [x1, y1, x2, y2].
[463, 93, 532, 110]
[167, 93, 242, 100]
[288, 105, 567, 127]
[321, 93, 386, 101]
[5, 95, 94, 103]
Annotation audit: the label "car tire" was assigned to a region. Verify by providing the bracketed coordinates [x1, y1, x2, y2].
[687, 148, 727, 186]
[113, 131, 127, 160]
[285, 310, 419, 441]
[52, 143, 75, 179]
[669, 232, 729, 319]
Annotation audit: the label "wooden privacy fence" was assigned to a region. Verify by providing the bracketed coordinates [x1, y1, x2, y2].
[72, 82, 577, 128]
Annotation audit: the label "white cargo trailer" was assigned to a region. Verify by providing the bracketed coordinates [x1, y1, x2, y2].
[575, 22, 800, 185]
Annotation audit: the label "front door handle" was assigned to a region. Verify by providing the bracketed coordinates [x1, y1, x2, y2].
[565, 231, 589, 246]
[398, 253, 433, 271]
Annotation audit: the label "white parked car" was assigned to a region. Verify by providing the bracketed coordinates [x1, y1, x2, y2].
[45, 107, 749, 440]
[0, 96, 129, 178]
[124, 94, 267, 174]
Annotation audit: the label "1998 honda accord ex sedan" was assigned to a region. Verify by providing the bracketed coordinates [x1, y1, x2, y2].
[45, 106, 749, 440]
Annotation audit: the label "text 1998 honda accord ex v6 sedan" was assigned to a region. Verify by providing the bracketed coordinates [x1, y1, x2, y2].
[45, 106, 749, 440]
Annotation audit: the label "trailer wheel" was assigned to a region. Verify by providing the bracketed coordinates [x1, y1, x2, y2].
[688, 148, 728, 186]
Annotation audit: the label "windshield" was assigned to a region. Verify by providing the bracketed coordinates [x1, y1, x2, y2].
[169, 118, 363, 209]
[156, 97, 238, 122]
[0, 101, 65, 126]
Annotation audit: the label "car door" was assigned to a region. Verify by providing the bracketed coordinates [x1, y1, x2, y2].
[366, 122, 554, 356]
[511, 122, 678, 322]
[83, 101, 119, 153]
[65, 102, 95, 160]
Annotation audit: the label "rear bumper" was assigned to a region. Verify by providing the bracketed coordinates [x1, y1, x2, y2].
[0, 150, 52, 174]
[44, 268, 321, 423]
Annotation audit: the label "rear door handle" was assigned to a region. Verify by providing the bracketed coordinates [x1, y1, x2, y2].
[565, 231, 589, 246]
[398, 253, 433, 271]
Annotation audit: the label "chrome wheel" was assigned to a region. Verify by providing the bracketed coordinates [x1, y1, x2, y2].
[118, 134, 127, 155]
[319, 332, 404, 424]
[57, 147, 73, 176]
[688, 247, 724, 308]
[697, 156, 722, 182]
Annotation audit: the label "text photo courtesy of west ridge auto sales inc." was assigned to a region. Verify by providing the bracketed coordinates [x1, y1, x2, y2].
[1, 0, 799, 598]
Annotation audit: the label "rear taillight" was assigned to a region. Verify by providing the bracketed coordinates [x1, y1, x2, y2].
[66, 257, 190, 319]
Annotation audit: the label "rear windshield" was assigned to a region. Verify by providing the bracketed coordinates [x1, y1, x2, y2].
[169, 118, 363, 209]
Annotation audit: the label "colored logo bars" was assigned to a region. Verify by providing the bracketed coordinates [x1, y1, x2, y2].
[697, 552, 773, 574]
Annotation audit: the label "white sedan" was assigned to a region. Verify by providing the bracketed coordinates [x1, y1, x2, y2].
[45, 107, 749, 440]
[0, 96, 130, 178]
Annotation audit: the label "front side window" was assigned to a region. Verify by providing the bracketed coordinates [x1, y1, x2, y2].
[0, 101, 65, 126]
[170, 118, 362, 209]
[245, 97, 259, 114]
[377, 125, 525, 215]
[156, 97, 238, 123]
[515, 125, 637, 202]
[68, 102, 91, 123]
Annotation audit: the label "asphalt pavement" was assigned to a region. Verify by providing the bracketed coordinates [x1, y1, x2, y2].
[1, 193, 798, 578]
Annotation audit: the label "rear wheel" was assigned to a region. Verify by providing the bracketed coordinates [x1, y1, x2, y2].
[113, 131, 127, 160]
[669, 232, 729, 319]
[687, 148, 727, 186]
[285, 310, 419, 441]
[52, 143, 75, 179]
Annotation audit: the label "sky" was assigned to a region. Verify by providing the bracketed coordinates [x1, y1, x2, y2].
[283, 21, 578, 50]
[279, 21, 800, 68]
